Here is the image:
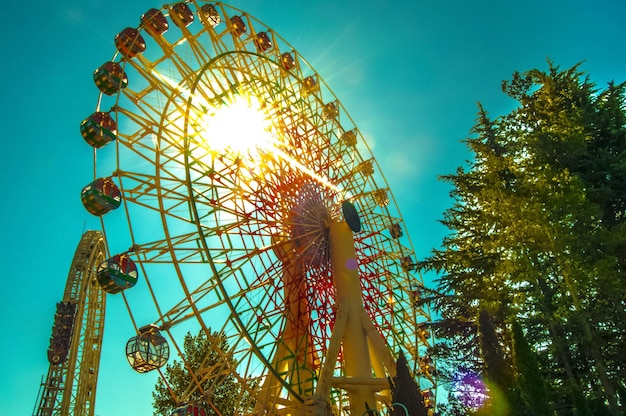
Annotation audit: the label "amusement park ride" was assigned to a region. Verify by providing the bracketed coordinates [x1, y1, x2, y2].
[34, 2, 436, 415]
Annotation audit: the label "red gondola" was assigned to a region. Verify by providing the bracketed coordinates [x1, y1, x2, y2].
[171, 3, 194, 28]
[254, 31, 272, 52]
[171, 405, 207, 416]
[302, 75, 319, 95]
[199, 4, 220, 27]
[81, 177, 122, 216]
[80, 112, 117, 148]
[389, 223, 403, 239]
[400, 255, 417, 272]
[321, 102, 338, 120]
[114, 27, 146, 58]
[230, 15, 246, 36]
[280, 52, 296, 70]
[341, 129, 357, 146]
[97, 254, 138, 294]
[93, 61, 128, 96]
[373, 189, 390, 206]
[141, 8, 168, 37]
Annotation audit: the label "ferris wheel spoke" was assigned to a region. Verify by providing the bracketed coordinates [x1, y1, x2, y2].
[130, 232, 203, 263]
[119, 171, 187, 201]
[113, 106, 192, 163]
[141, 37, 201, 85]
[124, 58, 192, 105]
[158, 288, 229, 328]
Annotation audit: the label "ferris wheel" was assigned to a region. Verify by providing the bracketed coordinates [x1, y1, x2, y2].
[80, 2, 435, 414]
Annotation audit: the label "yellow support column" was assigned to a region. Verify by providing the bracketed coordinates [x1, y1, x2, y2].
[328, 220, 378, 414]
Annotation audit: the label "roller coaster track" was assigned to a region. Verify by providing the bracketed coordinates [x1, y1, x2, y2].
[33, 230, 107, 416]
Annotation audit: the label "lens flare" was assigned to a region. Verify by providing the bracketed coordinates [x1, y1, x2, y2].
[199, 95, 275, 155]
[452, 369, 488, 410]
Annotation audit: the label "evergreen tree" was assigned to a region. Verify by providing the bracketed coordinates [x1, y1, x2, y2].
[420, 62, 625, 415]
[511, 320, 550, 415]
[477, 307, 511, 395]
[391, 351, 429, 416]
[153, 329, 253, 416]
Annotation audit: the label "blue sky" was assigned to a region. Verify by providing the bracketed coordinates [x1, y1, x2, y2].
[1, 0, 625, 415]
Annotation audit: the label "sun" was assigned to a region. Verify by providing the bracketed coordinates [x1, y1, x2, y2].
[198, 94, 276, 155]
[191, 88, 342, 196]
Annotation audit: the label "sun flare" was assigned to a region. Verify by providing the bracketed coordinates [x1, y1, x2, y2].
[199, 94, 275, 155]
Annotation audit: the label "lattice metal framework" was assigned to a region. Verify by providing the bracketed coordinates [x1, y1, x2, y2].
[34, 231, 107, 416]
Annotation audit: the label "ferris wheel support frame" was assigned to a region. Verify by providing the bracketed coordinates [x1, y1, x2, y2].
[33, 230, 107, 416]
[259, 218, 398, 415]
[325, 220, 395, 414]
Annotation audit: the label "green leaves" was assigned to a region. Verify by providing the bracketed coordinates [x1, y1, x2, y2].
[421, 63, 626, 415]
[152, 330, 252, 416]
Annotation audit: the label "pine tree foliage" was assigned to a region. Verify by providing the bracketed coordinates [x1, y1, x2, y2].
[420, 62, 626, 415]
[391, 351, 429, 416]
[511, 319, 550, 415]
[153, 330, 253, 416]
